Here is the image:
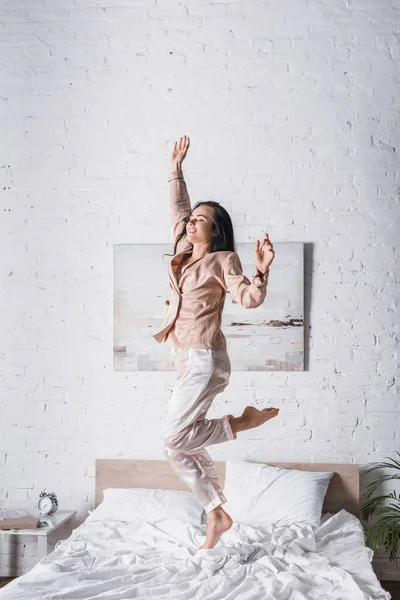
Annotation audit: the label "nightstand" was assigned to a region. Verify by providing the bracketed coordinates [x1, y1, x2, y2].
[0, 510, 77, 577]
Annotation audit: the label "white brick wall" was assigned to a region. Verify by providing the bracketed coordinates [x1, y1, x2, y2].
[1, 0, 399, 579]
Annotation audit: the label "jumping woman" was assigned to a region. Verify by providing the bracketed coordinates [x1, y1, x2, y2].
[153, 135, 279, 550]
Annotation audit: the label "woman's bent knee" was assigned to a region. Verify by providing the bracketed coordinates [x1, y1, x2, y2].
[162, 432, 179, 452]
[162, 427, 188, 453]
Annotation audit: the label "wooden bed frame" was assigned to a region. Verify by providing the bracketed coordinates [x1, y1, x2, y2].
[95, 459, 360, 518]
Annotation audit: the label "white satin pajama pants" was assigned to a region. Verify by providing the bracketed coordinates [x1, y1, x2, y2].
[162, 347, 237, 514]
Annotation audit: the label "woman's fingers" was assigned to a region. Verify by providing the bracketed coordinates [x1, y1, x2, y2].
[262, 232, 273, 250]
[256, 233, 274, 259]
[171, 136, 190, 163]
[175, 135, 190, 157]
[178, 135, 190, 148]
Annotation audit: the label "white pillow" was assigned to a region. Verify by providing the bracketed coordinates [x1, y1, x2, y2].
[86, 488, 204, 525]
[222, 460, 334, 527]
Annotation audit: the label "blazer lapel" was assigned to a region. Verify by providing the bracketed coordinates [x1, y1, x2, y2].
[168, 250, 192, 295]
[168, 268, 180, 295]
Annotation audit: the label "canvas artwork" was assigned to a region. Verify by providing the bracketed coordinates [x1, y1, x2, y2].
[113, 243, 304, 371]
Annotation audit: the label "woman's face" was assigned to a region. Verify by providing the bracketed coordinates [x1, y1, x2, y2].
[186, 205, 216, 245]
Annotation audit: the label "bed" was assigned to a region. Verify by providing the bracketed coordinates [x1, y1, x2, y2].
[0, 459, 392, 599]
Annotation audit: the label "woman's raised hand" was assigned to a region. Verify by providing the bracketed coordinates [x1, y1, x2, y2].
[171, 135, 190, 168]
[255, 233, 275, 275]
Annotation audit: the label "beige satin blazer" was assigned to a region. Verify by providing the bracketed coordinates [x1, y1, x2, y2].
[153, 169, 270, 351]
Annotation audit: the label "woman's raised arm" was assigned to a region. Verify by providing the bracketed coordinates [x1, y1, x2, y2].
[169, 136, 192, 246]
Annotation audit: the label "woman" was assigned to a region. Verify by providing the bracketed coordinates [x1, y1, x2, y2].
[154, 135, 279, 550]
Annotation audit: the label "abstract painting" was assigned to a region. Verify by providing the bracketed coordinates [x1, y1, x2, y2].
[114, 243, 303, 371]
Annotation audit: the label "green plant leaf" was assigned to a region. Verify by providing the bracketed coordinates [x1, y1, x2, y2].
[360, 454, 400, 562]
[363, 473, 400, 499]
[384, 528, 400, 562]
[362, 452, 400, 477]
[374, 496, 400, 517]
[361, 494, 391, 520]
[364, 505, 400, 562]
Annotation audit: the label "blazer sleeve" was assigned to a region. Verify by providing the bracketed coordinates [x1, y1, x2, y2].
[223, 252, 270, 309]
[168, 169, 192, 246]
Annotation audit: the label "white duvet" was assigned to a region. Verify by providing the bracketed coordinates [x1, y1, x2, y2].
[0, 509, 391, 600]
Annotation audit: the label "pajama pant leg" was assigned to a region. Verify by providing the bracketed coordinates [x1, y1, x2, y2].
[162, 347, 237, 514]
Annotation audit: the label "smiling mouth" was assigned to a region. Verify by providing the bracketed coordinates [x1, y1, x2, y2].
[188, 229, 196, 233]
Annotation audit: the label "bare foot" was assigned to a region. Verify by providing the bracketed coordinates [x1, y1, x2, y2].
[198, 506, 233, 550]
[241, 405, 279, 431]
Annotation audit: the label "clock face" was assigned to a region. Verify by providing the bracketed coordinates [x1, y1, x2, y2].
[38, 496, 53, 514]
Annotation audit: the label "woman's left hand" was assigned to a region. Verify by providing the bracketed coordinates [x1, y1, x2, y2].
[255, 232, 275, 275]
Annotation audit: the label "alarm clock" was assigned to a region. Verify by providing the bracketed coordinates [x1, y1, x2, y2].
[37, 489, 58, 516]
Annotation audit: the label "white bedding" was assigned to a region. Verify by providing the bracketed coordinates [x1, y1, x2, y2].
[0, 509, 391, 600]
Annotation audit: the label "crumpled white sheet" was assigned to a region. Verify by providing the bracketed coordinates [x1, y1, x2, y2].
[0, 509, 391, 600]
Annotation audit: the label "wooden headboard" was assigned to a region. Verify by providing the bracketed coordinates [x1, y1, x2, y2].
[95, 459, 360, 518]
